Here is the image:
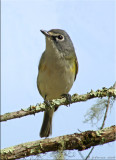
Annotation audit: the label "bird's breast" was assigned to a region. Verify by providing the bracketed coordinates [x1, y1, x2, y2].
[37, 54, 75, 100]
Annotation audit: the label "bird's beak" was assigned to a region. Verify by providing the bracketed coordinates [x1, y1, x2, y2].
[40, 30, 50, 37]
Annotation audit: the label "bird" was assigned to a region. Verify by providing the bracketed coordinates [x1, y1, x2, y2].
[37, 29, 78, 138]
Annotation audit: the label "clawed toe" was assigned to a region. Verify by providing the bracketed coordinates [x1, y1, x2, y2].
[44, 99, 51, 106]
[61, 93, 72, 106]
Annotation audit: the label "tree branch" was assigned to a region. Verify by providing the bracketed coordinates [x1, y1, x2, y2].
[0, 86, 116, 122]
[1, 125, 116, 160]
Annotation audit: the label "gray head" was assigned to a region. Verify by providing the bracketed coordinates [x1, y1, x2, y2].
[40, 29, 75, 56]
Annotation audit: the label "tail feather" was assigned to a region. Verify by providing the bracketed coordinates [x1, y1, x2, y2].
[40, 109, 54, 138]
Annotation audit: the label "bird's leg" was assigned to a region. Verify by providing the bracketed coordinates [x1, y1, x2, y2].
[44, 95, 51, 106]
[61, 93, 72, 106]
[44, 99, 51, 106]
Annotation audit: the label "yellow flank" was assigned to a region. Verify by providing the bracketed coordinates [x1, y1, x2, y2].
[70, 59, 78, 80]
[70, 60, 76, 74]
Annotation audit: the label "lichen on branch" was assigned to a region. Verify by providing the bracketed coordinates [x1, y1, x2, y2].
[1, 125, 116, 160]
[0, 85, 116, 122]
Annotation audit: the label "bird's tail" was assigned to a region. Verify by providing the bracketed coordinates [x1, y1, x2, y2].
[40, 108, 54, 138]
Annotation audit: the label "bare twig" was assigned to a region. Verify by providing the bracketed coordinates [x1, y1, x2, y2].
[101, 97, 110, 129]
[85, 147, 95, 160]
[78, 151, 85, 160]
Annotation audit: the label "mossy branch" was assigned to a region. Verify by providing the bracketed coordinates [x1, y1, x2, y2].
[0, 86, 116, 122]
[1, 125, 116, 160]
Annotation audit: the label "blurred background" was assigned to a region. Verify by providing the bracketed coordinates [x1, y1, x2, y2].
[1, 0, 115, 159]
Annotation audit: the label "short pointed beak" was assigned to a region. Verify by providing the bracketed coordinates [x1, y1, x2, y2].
[40, 30, 50, 37]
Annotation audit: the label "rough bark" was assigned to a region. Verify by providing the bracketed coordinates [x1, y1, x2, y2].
[1, 125, 116, 160]
[0, 86, 116, 122]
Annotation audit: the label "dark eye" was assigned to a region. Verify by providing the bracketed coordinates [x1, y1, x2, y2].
[57, 35, 64, 40]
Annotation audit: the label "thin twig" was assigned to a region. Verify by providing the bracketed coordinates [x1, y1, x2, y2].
[100, 97, 110, 129]
[85, 147, 95, 160]
[78, 151, 85, 160]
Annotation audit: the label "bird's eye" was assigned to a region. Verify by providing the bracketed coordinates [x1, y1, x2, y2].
[57, 35, 64, 40]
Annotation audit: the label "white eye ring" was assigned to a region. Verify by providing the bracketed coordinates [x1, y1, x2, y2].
[56, 35, 64, 41]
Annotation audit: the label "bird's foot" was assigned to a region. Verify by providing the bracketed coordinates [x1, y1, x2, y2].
[44, 99, 51, 106]
[61, 93, 72, 106]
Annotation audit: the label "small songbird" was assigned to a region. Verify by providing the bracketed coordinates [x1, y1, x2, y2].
[37, 29, 78, 138]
